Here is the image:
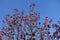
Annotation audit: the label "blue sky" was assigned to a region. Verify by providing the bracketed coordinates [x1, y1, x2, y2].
[0, 0, 60, 35]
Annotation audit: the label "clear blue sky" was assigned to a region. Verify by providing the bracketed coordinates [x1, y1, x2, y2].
[0, 0, 60, 35]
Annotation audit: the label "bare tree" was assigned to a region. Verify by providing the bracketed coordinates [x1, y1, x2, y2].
[0, 3, 60, 40]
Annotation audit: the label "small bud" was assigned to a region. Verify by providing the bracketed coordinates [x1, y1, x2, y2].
[49, 18, 52, 23]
